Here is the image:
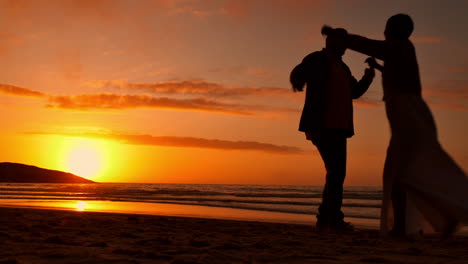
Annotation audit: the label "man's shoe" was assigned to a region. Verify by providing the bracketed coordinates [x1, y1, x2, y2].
[329, 221, 354, 232]
[315, 219, 331, 231]
[388, 228, 406, 239]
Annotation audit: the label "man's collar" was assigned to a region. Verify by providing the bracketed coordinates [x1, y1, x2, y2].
[322, 48, 343, 59]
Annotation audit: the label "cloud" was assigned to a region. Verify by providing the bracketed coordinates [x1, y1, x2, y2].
[412, 36, 444, 44]
[221, 0, 250, 20]
[424, 81, 468, 111]
[3, 0, 125, 23]
[426, 101, 468, 111]
[351, 81, 468, 112]
[0, 32, 25, 56]
[47, 92, 301, 116]
[354, 98, 381, 108]
[220, 0, 329, 20]
[0, 80, 300, 116]
[28, 131, 305, 154]
[210, 66, 279, 80]
[47, 93, 258, 115]
[84, 79, 292, 98]
[0, 0, 181, 57]
[56, 49, 83, 81]
[424, 81, 468, 101]
[0, 83, 45, 97]
[268, 0, 330, 17]
[443, 67, 468, 73]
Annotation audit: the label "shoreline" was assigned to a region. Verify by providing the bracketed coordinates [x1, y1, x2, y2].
[0, 198, 380, 229]
[1, 199, 466, 235]
[1, 206, 468, 264]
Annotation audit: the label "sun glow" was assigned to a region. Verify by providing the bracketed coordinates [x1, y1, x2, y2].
[76, 201, 87, 211]
[64, 138, 107, 179]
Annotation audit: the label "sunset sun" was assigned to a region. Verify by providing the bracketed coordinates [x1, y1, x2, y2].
[64, 139, 106, 179]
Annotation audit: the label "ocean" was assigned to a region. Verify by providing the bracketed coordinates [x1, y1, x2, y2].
[0, 183, 382, 226]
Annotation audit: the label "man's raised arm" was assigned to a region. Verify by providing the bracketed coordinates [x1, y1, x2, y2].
[350, 67, 375, 99]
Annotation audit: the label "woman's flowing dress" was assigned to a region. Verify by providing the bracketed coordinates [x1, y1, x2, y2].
[382, 94, 468, 234]
[346, 34, 468, 235]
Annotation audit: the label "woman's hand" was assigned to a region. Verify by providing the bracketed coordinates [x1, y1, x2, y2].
[321, 25, 335, 36]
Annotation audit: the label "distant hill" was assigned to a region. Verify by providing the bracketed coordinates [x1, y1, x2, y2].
[0, 162, 95, 183]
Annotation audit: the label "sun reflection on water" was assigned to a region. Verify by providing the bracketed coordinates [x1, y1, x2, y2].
[76, 201, 87, 211]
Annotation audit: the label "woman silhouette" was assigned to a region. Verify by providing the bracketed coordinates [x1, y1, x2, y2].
[323, 14, 468, 237]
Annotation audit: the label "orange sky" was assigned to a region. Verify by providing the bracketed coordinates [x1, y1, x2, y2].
[1, 0, 467, 186]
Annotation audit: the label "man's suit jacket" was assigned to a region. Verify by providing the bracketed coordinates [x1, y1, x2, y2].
[291, 49, 373, 138]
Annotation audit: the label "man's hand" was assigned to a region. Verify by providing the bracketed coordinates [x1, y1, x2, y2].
[365, 57, 383, 72]
[365, 57, 378, 69]
[364, 67, 375, 79]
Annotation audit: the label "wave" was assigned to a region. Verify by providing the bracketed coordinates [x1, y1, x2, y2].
[0, 194, 381, 208]
[0, 188, 382, 200]
[0, 183, 383, 220]
[0, 196, 381, 220]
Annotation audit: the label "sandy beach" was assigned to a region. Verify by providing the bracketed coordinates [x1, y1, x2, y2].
[0, 207, 467, 264]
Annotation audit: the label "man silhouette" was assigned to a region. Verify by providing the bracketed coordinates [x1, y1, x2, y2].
[290, 29, 375, 231]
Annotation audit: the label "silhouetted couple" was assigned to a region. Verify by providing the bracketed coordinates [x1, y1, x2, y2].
[291, 14, 468, 236]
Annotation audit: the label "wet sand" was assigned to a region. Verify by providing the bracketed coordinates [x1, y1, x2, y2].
[0, 206, 467, 264]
